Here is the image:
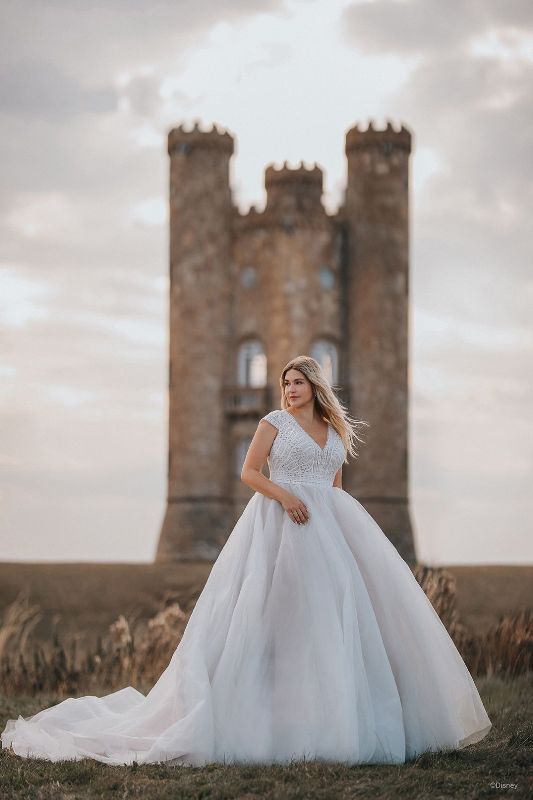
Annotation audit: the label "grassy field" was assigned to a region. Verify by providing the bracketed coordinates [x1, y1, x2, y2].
[0, 562, 531, 797]
[0, 674, 531, 800]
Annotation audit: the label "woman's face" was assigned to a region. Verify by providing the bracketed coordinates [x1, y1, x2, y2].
[283, 368, 314, 408]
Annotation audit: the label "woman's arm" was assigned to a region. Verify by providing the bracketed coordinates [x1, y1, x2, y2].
[240, 420, 314, 525]
[240, 420, 289, 503]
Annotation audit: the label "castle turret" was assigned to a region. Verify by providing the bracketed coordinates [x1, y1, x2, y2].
[156, 122, 235, 562]
[256, 162, 339, 399]
[264, 161, 324, 217]
[342, 120, 416, 562]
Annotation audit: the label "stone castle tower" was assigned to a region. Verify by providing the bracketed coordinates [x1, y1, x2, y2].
[156, 119, 416, 565]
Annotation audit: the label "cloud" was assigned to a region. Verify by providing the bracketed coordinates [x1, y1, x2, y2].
[1, 0, 531, 564]
[1, 0, 285, 80]
[338, 0, 533, 564]
[340, 0, 533, 57]
[339, 1, 533, 332]
[0, 60, 118, 120]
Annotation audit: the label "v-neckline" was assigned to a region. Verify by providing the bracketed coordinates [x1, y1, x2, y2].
[284, 410, 331, 452]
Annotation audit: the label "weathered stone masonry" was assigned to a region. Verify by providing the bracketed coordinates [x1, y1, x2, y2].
[156, 120, 416, 565]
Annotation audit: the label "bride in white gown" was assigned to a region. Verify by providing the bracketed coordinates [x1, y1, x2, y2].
[2, 355, 492, 766]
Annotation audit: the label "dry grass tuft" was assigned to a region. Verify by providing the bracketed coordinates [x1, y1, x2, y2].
[0, 592, 190, 696]
[412, 564, 532, 679]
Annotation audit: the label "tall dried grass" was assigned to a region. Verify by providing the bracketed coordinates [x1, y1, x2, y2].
[0, 591, 189, 697]
[0, 566, 531, 698]
[412, 564, 532, 678]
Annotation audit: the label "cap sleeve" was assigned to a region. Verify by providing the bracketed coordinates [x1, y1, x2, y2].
[260, 409, 283, 430]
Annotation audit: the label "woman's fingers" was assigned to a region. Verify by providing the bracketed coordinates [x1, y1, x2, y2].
[283, 493, 309, 524]
[290, 504, 309, 524]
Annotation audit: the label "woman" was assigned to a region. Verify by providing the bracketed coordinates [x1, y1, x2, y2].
[2, 355, 492, 766]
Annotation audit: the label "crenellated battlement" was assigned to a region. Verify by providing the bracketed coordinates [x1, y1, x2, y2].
[168, 120, 235, 156]
[264, 160, 324, 215]
[232, 203, 266, 233]
[345, 120, 411, 154]
[236, 203, 262, 218]
[265, 160, 323, 189]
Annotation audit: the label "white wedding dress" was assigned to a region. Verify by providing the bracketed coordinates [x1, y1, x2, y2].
[2, 409, 492, 766]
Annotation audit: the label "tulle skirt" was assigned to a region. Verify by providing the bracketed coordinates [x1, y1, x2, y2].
[1, 483, 492, 766]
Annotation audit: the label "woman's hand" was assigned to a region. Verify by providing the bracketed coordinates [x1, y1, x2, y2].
[280, 492, 309, 525]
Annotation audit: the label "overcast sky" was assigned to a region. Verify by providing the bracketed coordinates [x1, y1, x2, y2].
[1, 0, 532, 565]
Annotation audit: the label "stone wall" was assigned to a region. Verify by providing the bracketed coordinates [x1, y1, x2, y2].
[157, 120, 416, 564]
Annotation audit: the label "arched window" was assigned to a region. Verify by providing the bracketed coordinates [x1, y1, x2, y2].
[310, 339, 338, 385]
[237, 340, 267, 387]
[235, 436, 253, 477]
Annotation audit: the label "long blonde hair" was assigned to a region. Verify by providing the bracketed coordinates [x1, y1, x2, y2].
[279, 355, 369, 462]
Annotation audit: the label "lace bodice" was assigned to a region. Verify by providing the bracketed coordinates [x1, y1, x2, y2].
[260, 409, 346, 487]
